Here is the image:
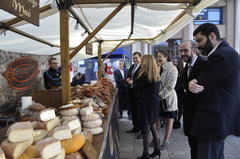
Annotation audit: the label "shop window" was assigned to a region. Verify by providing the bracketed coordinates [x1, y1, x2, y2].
[194, 8, 223, 25]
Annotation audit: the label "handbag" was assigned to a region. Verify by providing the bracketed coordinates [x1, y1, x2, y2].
[159, 82, 168, 113]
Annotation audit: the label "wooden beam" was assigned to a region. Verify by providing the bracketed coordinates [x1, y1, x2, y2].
[0, 23, 60, 47]
[5, 4, 52, 26]
[69, 3, 126, 60]
[97, 42, 103, 80]
[60, 9, 71, 105]
[73, 0, 196, 4]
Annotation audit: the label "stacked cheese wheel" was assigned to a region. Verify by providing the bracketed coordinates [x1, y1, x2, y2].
[59, 104, 82, 135]
[0, 121, 34, 159]
[80, 105, 103, 135]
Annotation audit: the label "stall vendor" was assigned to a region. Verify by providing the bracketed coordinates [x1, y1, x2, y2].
[43, 58, 61, 89]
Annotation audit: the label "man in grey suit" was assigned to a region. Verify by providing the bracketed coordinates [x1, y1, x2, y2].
[189, 23, 240, 159]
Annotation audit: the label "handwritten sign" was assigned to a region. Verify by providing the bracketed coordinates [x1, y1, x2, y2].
[0, 0, 39, 26]
[2, 57, 40, 90]
[86, 43, 93, 55]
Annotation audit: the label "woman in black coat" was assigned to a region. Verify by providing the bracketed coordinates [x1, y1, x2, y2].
[132, 55, 161, 159]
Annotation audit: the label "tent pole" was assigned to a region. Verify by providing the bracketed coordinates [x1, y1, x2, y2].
[69, 3, 126, 60]
[60, 9, 71, 105]
[98, 41, 103, 80]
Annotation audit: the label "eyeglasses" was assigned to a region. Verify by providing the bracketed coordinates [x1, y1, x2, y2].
[178, 49, 191, 53]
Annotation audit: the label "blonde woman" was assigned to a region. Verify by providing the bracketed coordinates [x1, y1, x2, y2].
[132, 55, 161, 159]
[157, 51, 178, 150]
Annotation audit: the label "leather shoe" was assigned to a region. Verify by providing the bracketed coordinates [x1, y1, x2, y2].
[136, 132, 143, 139]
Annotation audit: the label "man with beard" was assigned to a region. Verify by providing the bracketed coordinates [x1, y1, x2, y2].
[179, 40, 206, 159]
[189, 23, 240, 159]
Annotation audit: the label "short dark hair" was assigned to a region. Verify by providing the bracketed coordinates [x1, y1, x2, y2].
[193, 23, 221, 40]
[157, 50, 171, 62]
[48, 57, 57, 64]
[133, 52, 142, 57]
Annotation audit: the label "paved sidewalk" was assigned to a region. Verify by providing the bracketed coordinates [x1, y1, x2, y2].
[119, 112, 240, 159]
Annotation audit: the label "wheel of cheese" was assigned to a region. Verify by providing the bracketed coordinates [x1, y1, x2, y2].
[60, 109, 79, 116]
[82, 127, 103, 135]
[33, 130, 48, 142]
[81, 113, 100, 121]
[36, 117, 61, 131]
[53, 125, 72, 140]
[83, 119, 102, 128]
[61, 134, 86, 154]
[80, 106, 93, 116]
[17, 146, 40, 159]
[36, 137, 62, 159]
[39, 109, 56, 122]
[1, 138, 33, 159]
[7, 121, 33, 143]
[61, 116, 78, 123]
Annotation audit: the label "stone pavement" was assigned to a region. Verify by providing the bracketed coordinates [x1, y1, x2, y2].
[119, 112, 240, 159]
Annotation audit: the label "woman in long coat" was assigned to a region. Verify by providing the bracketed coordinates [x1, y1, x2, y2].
[133, 55, 161, 159]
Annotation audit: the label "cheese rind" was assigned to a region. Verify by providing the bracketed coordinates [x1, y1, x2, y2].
[7, 122, 33, 143]
[82, 119, 102, 128]
[60, 109, 79, 116]
[40, 109, 56, 122]
[61, 134, 86, 154]
[37, 117, 61, 131]
[81, 113, 100, 121]
[53, 125, 72, 140]
[1, 138, 33, 159]
[82, 127, 103, 135]
[80, 106, 93, 116]
[71, 127, 82, 134]
[36, 137, 62, 159]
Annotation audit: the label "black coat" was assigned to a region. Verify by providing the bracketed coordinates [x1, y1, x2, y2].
[191, 41, 240, 140]
[127, 64, 141, 100]
[133, 74, 160, 126]
[182, 56, 206, 136]
[113, 69, 128, 89]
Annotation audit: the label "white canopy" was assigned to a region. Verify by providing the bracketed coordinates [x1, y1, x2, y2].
[0, 0, 219, 60]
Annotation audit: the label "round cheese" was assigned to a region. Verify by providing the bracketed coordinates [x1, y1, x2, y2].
[81, 113, 100, 121]
[82, 119, 102, 129]
[60, 109, 79, 116]
[80, 106, 93, 116]
[82, 127, 103, 135]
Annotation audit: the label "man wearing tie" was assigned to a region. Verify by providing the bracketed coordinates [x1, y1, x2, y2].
[114, 60, 128, 119]
[179, 40, 206, 159]
[126, 52, 142, 139]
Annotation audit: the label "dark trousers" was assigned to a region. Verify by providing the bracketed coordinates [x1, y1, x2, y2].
[130, 99, 139, 130]
[197, 139, 225, 159]
[188, 135, 198, 159]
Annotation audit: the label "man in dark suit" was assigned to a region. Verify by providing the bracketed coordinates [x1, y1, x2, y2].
[179, 40, 206, 159]
[114, 60, 128, 119]
[126, 52, 142, 138]
[189, 23, 240, 159]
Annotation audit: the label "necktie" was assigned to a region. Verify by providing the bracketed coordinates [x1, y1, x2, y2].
[187, 65, 192, 78]
[132, 65, 137, 79]
[160, 66, 164, 75]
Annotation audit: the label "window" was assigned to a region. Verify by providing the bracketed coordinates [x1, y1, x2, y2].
[194, 8, 223, 25]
